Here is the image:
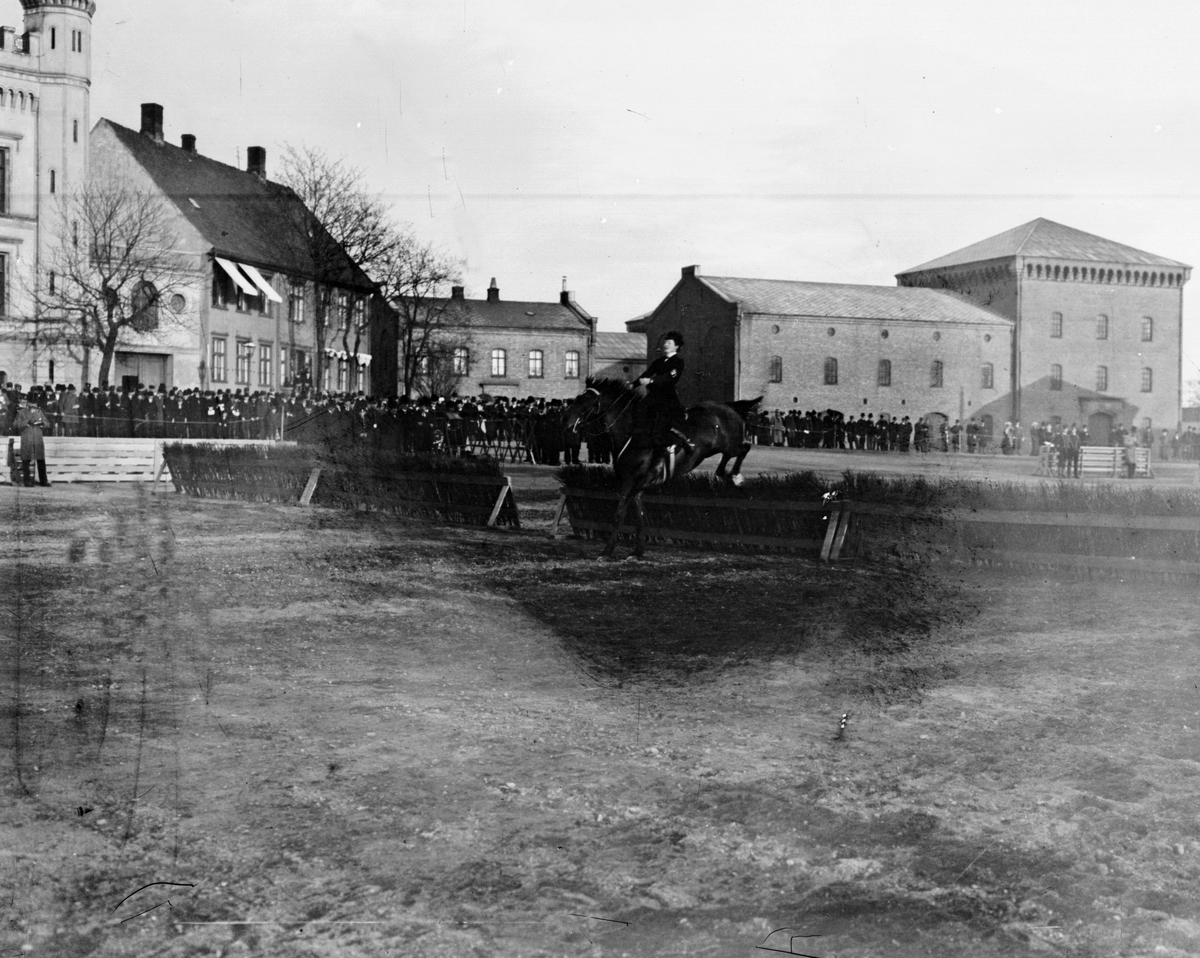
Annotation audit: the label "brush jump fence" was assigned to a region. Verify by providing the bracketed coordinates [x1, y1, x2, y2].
[160, 444, 520, 528]
[555, 485, 1200, 575]
[552, 487, 844, 557]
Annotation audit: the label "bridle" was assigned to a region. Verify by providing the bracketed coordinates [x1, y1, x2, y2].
[569, 385, 636, 438]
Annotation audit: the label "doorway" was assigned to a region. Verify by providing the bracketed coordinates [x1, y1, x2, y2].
[115, 352, 169, 390]
[1088, 412, 1113, 444]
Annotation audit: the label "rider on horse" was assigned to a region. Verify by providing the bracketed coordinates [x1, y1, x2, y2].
[636, 331, 696, 454]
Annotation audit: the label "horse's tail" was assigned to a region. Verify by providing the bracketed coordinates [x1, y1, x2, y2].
[726, 397, 763, 422]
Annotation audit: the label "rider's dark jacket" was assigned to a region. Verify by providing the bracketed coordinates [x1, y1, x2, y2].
[637, 353, 686, 444]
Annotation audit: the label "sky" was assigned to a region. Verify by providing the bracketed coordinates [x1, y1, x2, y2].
[79, 0, 1200, 382]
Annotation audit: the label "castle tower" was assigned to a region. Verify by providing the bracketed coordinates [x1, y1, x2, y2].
[0, 0, 95, 387]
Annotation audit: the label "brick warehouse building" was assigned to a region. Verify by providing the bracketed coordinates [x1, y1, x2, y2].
[897, 218, 1189, 442]
[629, 267, 1013, 436]
[632, 220, 1190, 442]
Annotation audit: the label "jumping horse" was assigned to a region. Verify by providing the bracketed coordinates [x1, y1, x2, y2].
[564, 377, 762, 559]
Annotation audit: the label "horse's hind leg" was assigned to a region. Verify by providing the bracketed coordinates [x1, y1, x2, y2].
[714, 453, 733, 482]
[729, 441, 753, 486]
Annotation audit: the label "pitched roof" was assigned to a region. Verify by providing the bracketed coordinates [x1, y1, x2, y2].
[898, 218, 1189, 274]
[697, 276, 1011, 326]
[431, 296, 592, 332]
[594, 331, 646, 358]
[96, 119, 375, 291]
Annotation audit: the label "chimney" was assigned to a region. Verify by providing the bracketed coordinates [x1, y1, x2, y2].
[181, 134, 196, 154]
[450, 285, 464, 300]
[682, 265, 699, 278]
[247, 146, 266, 180]
[140, 103, 164, 144]
[560, 289, 576, 306]
[486, 277, 499, 303]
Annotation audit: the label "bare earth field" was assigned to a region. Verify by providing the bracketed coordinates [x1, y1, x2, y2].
[3, 456, 1200, 957]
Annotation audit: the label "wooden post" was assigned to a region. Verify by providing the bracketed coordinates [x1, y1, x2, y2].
[549, 492, 568, 538]
[486, 477, 512, 528]
[830, 501, 853, 561]
[299, 467, 322, 506]
[820, 501, 842, 562]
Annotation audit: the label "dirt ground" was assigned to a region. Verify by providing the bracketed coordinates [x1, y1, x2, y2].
[2, 462, 1200, 957]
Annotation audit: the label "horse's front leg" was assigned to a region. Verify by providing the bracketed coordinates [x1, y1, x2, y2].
[600, 493, 633, 559]
[714, 453, 732, 481]
[631, 493, 648, 558]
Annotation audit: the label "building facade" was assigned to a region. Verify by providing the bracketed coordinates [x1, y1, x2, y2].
[629, 266, 1013, 433]
[0, 0, 93, 388]
[897, 218, 1190, 440]
[85, 104, 382, 394]
[413, 278, 596, 401]
[592, 330, 647, 381]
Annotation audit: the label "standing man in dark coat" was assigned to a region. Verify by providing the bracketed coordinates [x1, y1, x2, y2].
[14, 396, 51, 486]
[636, 331, 694, 452]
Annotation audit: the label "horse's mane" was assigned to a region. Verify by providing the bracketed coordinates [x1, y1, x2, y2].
[583, 376, 636, 400]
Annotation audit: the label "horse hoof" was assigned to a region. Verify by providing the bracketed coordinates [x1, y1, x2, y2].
[731, 473, 745, 487]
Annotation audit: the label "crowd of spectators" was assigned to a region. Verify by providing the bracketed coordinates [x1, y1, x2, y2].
[0, 382, 599, 466]
[7, 383, 1200, 467]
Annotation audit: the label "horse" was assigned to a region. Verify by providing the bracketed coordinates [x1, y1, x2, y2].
[564, 377, 762, 559]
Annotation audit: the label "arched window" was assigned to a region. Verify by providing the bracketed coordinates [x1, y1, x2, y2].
[877, 359, 891, 387]
[527, 349, 543, 378]
[564, 350, 580, 378]
[130, 281, 160, 332]
[1095, 314, 1108, 340]
[453, 347, 469, 377]
[823, 357, 837, 385]
[1142, 368, 1153, 392]
[1096, 366, 1107, 392]
[1141, 316, 1153, 342]
[981, 363, 994, 389]
[930, 360, 944, 388]
[769, 355, 783, 383]
[490, 348, 506, 378]
[1050, 364, 1063, 391]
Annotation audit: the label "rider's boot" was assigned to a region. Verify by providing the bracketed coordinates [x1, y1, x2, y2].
[669, 427, 696, 453]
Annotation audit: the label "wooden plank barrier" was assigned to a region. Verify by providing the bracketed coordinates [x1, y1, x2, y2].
[1039, 444, 1153, 478]
[0, 437, 292, 485]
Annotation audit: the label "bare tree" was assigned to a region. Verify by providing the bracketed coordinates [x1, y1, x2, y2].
[376, 230, 465, 398]
[24, 178, 191, 388]
[275, 145, 393, 390]
[419, 329, 475, 399]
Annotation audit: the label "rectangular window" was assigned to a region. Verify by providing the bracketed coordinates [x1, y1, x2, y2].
[73, 119, 78, 144]
[930, 360, 944, 388]
[289, 286, 306, 326]
[1050, 364, 1062, 391]
[1142, 367, 1153, 392]
[1096, 314, 1109, 340]
[50, 27, 55, 49]
[1050, 312, 1062, 338]
[235, 340, 252, 384]
[1096, 366, 1108, 392]
[453, 347, 469, 377]
[212, 268, 229, 308]
[211, 337, 228, 383]
[565, 350, 580, 379]
[0, 147, 9, 215]
[354, 297, 367, 330]
[823, 357, 838, 386]
[491, 348, 507, 378]
[258, 342, 272, 386]
[981, 362, 993, 389]
[49, 169, 55, 194]
[0, 253, 7, 317]
[336, 359, 347, 392]
[770, 355, 783, 383]
[876, 359, 890, 387]
[528, 349, 544, 378]
[48, 271, 55, 295]
[1141, 316, 1153, 342]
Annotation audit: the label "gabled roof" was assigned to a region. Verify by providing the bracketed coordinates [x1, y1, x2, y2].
[96, 119, 375, 291]
[594, 331, 646, 358]
[898, 218, 1189, 274]
[429, 296, 593, 333]
[697, 276, 1011, 326]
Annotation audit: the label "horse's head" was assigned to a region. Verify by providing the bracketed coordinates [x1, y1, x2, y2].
[564, 377, 634, 433]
